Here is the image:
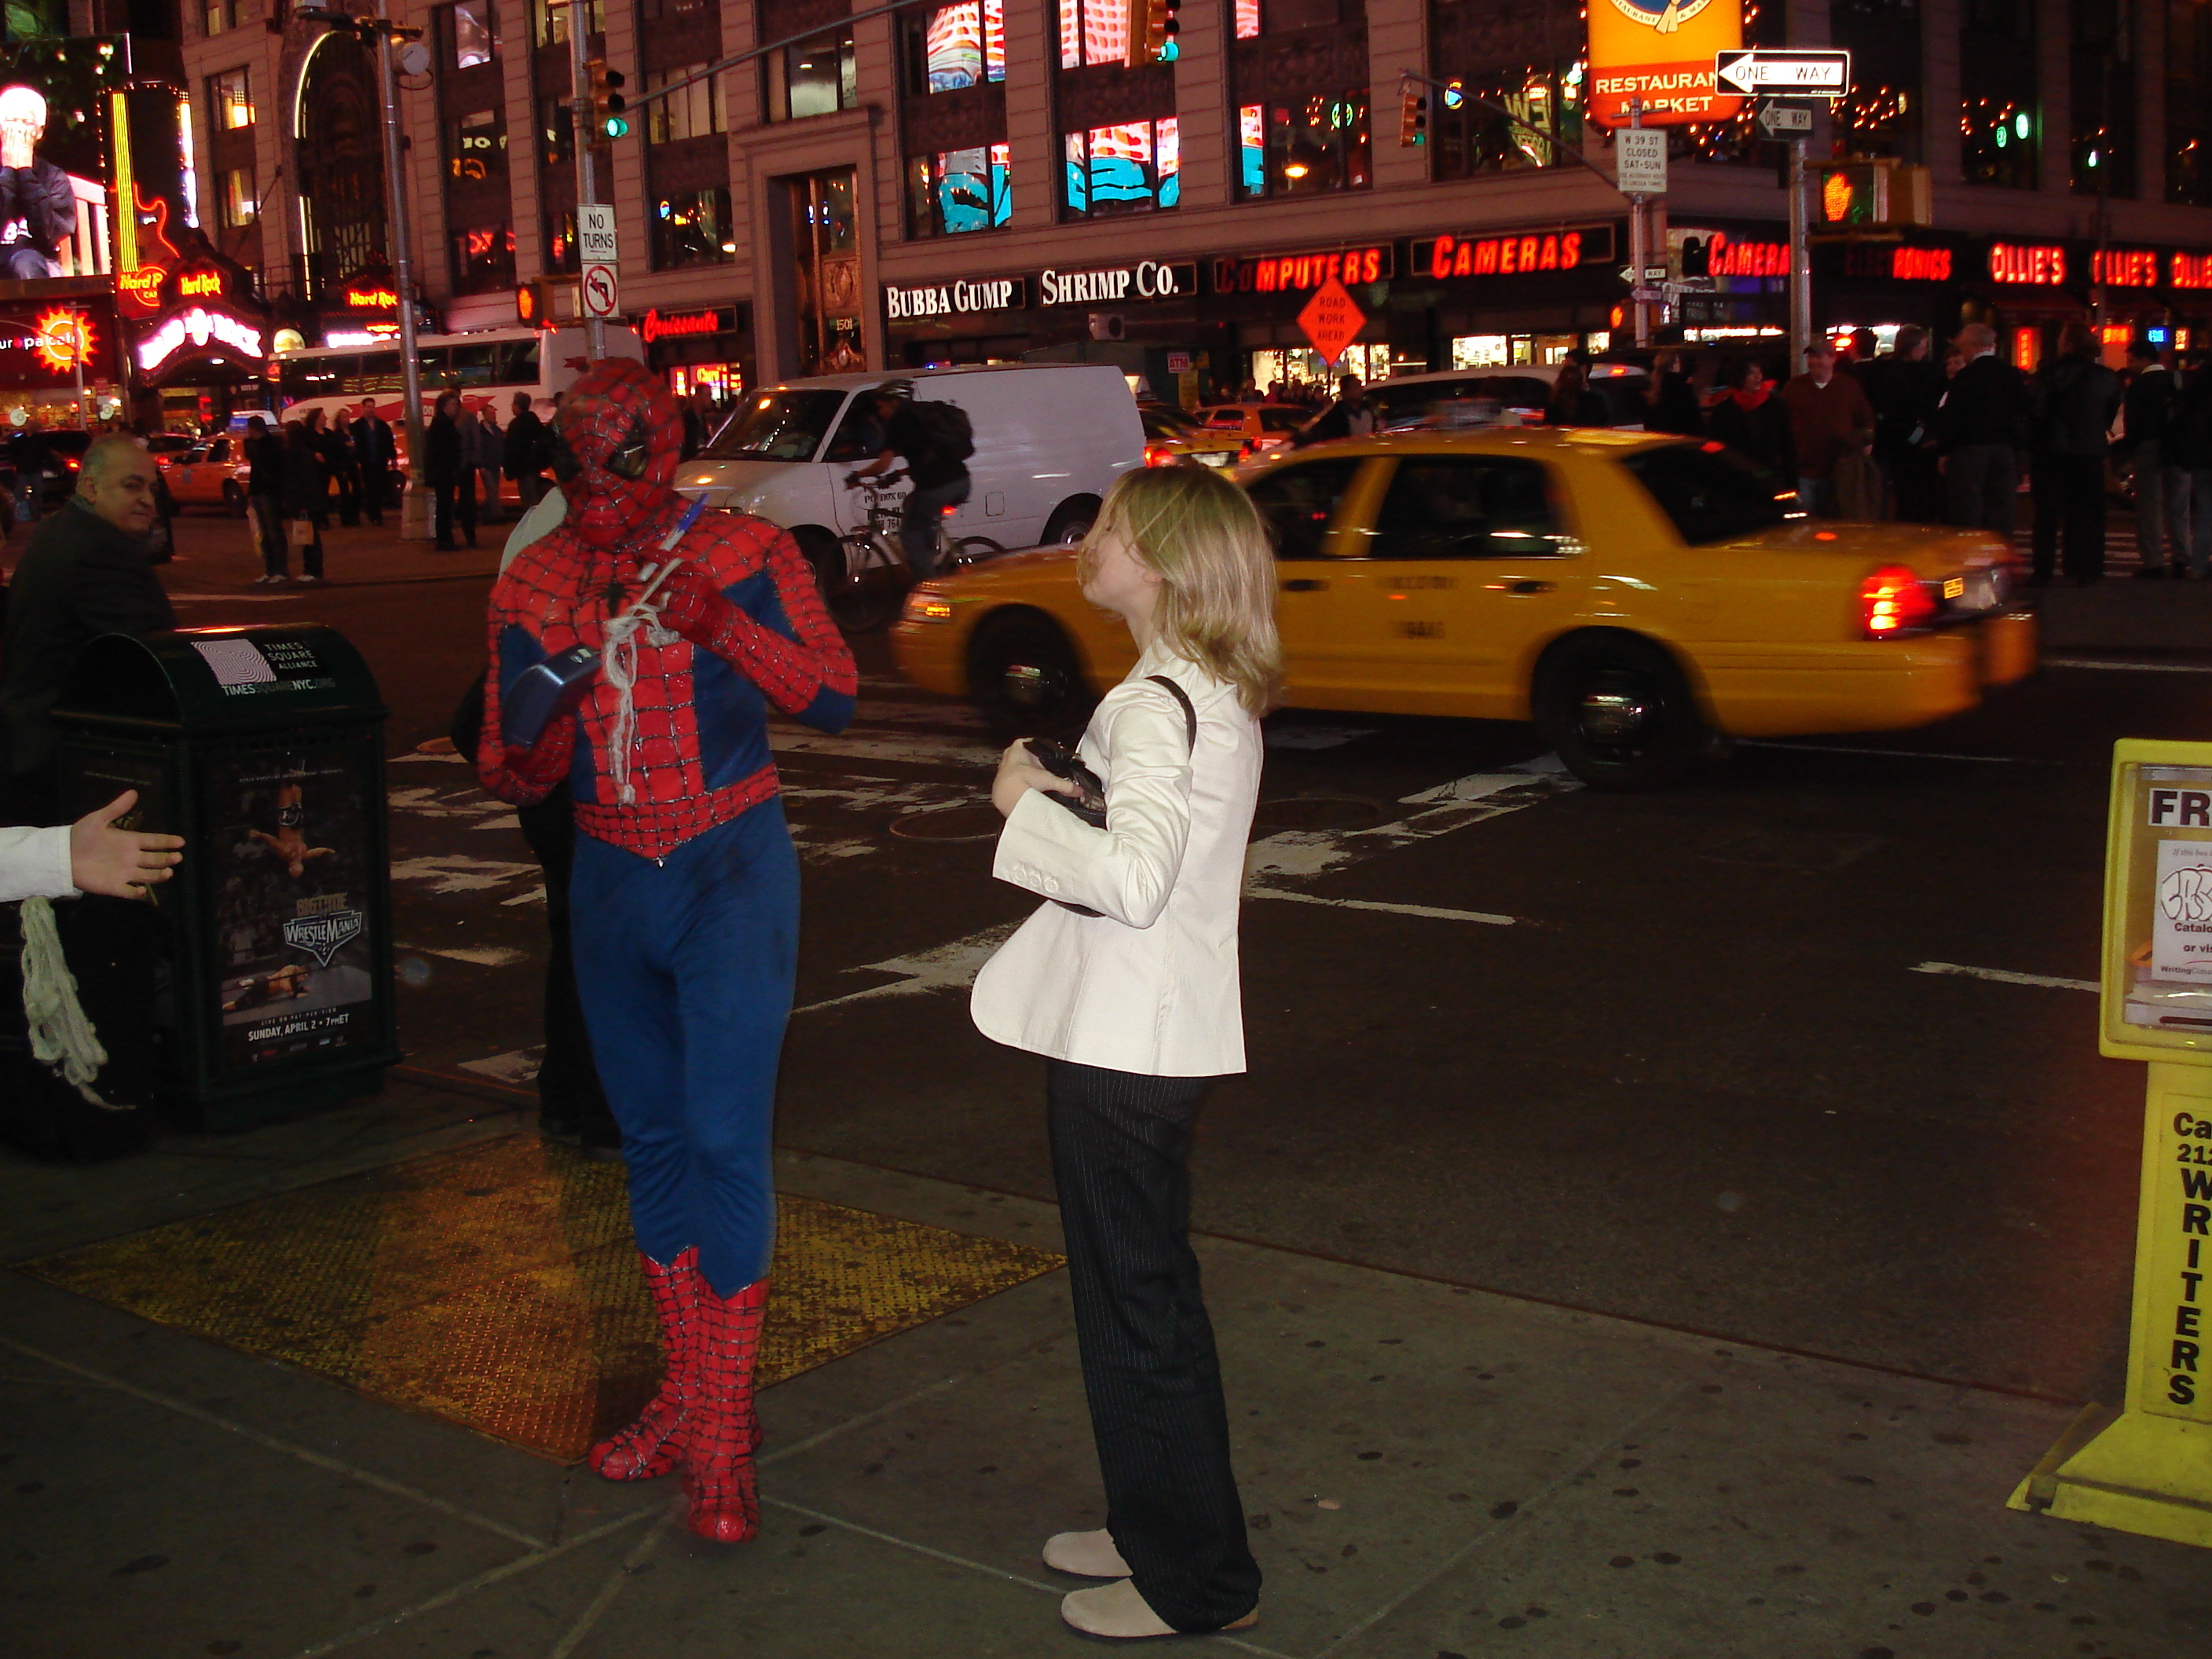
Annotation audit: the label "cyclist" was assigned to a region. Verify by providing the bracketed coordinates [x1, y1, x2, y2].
[844, 381, 972, 579]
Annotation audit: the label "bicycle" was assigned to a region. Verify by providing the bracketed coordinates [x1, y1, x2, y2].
[817, 469, 1002, 632]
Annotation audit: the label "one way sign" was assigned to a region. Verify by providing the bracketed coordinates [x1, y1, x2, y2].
[1714, 49, 1851, 96]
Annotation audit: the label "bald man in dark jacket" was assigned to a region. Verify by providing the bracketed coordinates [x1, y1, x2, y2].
[0, 436, 175, 817]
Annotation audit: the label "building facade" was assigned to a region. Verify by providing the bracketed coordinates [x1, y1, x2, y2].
[186, 0, 2212, 400]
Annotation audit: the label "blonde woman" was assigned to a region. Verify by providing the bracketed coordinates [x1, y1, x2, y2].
[974, 465, 1279, 1640]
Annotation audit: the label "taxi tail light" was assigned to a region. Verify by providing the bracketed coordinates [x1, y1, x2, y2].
[1143, 442, 1175, 468]
[1859, 564, 1937, 638]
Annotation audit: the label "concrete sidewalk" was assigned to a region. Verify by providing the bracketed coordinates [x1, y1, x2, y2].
[3, 1094, 2205, 1659]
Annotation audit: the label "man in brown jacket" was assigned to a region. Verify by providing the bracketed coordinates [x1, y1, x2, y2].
[1780, 342, 1877, 517]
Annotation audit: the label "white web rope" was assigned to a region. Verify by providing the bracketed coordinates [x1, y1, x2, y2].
[19, 895, 122, 1111]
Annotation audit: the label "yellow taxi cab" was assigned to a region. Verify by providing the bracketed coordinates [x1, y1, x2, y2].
[1193, 402, 1311, 454]
[889, 428, 2038, 789]
[1138, 401, 1245, 470]
[159, 435, 252, 515]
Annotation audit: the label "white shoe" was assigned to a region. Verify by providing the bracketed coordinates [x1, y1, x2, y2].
[295, 574, 323, 584]
[254, 573, 287, 584]
[1059, 1579, 1258, 1639]
[1044, 1529, 1130, 1577]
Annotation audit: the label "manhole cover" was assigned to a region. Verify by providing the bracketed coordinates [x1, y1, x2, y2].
[1250, 796, 1386, 833]
[889, 805, 1002, 842]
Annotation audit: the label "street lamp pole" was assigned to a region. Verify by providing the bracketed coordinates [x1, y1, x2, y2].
[370, 0, 430, 537]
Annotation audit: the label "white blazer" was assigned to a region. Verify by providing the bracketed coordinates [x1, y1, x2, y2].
[971, 644, 1262, 1077]
[0, 825, 75, 902]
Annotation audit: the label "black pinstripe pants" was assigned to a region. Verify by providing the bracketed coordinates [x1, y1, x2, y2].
[1046, 1059, 1262, 1632]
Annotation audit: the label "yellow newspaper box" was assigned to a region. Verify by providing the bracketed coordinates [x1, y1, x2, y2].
[2009, 738, 2212, 1547]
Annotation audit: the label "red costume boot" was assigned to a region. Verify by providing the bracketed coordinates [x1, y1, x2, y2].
[587, 1247, 699, 1481]
[682, 1276, 771, 1543]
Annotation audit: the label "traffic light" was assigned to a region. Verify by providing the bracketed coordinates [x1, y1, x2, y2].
[515, 280, 549, 329]
[1399, 86, 1430, 148]
[585, 58, 629, 147]
[1124, 0, 1180, 66]
[1810, 159, 1931, 228]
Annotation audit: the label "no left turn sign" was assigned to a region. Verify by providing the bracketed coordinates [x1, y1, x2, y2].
[582, 263, 620, 319]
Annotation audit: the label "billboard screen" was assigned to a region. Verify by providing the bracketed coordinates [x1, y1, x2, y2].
[1588, 0, 1745, 130]
[0, 35, 134, 280]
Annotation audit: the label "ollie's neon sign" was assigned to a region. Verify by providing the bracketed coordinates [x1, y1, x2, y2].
[1988, 243, 2067, 284]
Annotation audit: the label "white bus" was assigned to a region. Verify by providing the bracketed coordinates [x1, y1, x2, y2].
[271, 324, 645, 430]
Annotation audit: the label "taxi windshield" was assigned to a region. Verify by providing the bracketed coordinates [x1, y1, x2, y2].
[703, 390, 848, 462]
[1141, 405, 1202, 439]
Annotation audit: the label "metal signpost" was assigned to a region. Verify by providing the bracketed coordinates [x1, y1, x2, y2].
[1718, 51, 1852, 373]
[566, 0, 606, 362]
[1618, 108, 1665, 349]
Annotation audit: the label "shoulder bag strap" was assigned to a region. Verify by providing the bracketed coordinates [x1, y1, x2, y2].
[1144, 674, 1199, 755]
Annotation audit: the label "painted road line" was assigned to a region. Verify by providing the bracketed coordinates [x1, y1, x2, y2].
[1247, 890, 1518, 926]
[1743, 740, 2053, 764]
[794, 921, 1023, 1014]
[2044, 657, 2212, 674]
[1247, 760, 1580, 883]
[1911, 961, 2098, 993]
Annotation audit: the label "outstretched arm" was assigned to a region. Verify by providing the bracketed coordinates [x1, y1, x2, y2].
[654, 529, 858, 734]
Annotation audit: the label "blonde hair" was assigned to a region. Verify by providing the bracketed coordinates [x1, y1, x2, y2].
[1082, 466, 1282, 717]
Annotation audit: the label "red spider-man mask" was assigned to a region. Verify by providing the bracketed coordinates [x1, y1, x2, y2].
[554, 358, 685, 552]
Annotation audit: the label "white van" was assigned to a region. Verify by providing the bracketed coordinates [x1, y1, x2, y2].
[675, 363, 1141, 565]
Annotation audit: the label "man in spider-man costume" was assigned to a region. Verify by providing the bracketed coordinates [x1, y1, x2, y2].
[478, 358, 856, 1543]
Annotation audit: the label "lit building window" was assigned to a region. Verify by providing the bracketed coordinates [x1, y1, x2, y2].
[1064, 119, 1179, 216]
[449, 108, 507, 181]
[1235, 0, 1260, 38]
[647, 64, 725, 141]
[211, 68, 253, 131]
[768, 29, 859, 120]
[1060, 0, 1129, 66]
[923, 0, 1006, 90]
[1239, 93, 1370, 197]
[453, 223, 517, 294]
[449, 0, 496, 68]
[910, 144, 1012, 235]
[220, 167, 256, 229]
[652, 186, 736, 269]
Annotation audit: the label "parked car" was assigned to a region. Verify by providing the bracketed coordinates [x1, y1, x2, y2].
[677, 363, 1144, 597]
[890, 428, 2036, 789]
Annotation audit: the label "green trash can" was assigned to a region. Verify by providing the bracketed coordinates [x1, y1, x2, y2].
[51, 624, 401, 1130]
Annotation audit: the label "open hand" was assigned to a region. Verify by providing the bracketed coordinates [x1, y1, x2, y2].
[991, 740, 1077, 819]
[70, 790, 183, 899]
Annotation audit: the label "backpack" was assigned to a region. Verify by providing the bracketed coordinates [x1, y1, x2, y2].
[908, 399, 974, 464]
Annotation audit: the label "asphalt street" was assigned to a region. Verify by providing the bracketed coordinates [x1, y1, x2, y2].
[133, 511, 2212, 1414]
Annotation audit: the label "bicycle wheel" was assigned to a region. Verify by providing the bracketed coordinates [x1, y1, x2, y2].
[830, 537, 903, 633]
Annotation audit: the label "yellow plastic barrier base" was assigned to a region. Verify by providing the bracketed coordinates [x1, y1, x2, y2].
[2009, 1403, 2212, 1549]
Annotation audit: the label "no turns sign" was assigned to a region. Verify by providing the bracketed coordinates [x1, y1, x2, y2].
[581, 263, 620, 319]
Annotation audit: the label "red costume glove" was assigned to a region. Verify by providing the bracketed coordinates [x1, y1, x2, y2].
[500, 716, 576, 791]
[653, 561, 741, 649]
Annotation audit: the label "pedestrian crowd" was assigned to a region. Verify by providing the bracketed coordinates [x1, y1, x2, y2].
[1519, 327, 2212, 585]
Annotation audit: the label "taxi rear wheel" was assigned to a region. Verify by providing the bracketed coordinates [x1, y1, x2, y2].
[1535, 635, 1708, 791]
[222, 481, 247, 516]
[970, 611, 1092, 741]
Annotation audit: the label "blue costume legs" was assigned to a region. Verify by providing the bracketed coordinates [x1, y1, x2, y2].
[569, 803, 799, 1296]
